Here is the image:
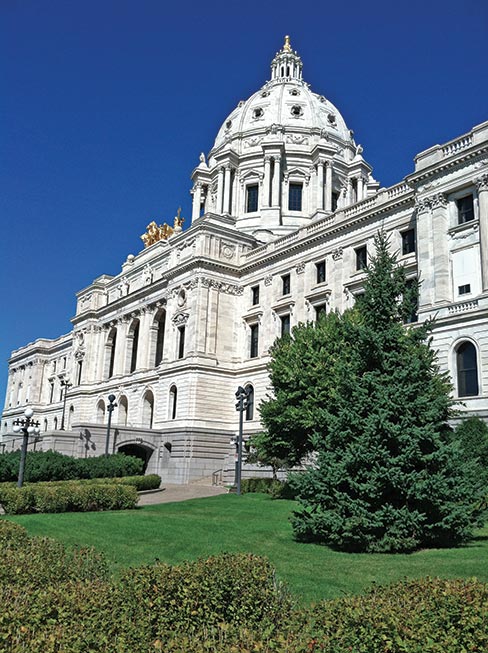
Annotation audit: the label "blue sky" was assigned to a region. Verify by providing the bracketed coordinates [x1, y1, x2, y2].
[1, 0, 487, 404]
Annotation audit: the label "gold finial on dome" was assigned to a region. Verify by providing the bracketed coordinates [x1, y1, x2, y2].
[283, 35, 292, 52]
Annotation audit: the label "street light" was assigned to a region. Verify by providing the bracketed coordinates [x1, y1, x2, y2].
[12, 408, 41, 488]
[234, 385, 251, 496]
[105, 394, 117, 457]
[60, 378, 72, 430]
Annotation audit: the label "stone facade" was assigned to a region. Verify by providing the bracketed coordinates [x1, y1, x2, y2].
[2, 38, 488, 482]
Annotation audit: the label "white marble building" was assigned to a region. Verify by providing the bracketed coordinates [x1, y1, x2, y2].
[2, 38, 488, 483]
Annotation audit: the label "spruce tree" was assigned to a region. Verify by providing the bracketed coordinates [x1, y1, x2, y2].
[282, 231, 486, 552]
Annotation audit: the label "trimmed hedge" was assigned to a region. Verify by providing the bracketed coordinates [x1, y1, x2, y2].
[240, 476, 297, 499]
[0, 450, 144, 483]
[1, 520, 488, 652]
[0, 481, 138, 514]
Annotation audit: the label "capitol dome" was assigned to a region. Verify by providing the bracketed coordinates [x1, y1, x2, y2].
[212, 37, 353, 155]
[190, 36, 376, 238]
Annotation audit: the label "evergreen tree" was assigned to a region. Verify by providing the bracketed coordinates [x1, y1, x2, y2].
[263, 231, 486, 552]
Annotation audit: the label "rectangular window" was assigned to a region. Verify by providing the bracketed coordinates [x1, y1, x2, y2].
[355, 245, 367, 271]
[178, 326, 185, 359]
[315, 304, 327, 320]
[315, 260, 326, 284]
[77, 360, 83, 385]
[251, 285, 260, 305]
[457, 195, 474, 224]
[250, 324, 259, 358]
[246, 184, 259, 212]
[288, 183, 303, 211]
[280, 314, 291, 337]
[281, 273, 291, 295]
[401, 229, 416, 255]
[49, 383, 54, 404]
[459, 284, 471, 295]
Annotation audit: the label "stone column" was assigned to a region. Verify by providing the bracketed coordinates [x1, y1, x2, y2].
[191, 183, 202, 221]
[216, 167, 224, 214]
[114, 319, 129, 377]
[431, 193, 450, 304]
[358, 176, 365, 202]
[477, 174, 488, 292]
[325, 162, 332, 212]
[223, 165, 232, 214]
[316, 160, 325, 210]
[271, 156, 281, 207]
[262, 156, 271, 208]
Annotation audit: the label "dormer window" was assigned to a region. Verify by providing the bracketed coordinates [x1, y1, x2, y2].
[253, 107, 264, 119]
[225, 120, 232, 129]
[291, 105, 303, 117]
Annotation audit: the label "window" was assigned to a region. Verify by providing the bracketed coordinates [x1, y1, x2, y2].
[459, 284, 471, 295]
[251, 285, 260, 305]
[245, 385, 254, 421]
[288, 183, 303, 211]
[250, 324, 259, 358]
[107, 328, 117, 379]
[282, 273, 291, 295]
[77, 360, 83, 385]
[404, 279, 418, 324]
[315, 304, 327, 320]
[355, 245, 367, 271]
[169, 385, 177, 420]
[155, 310, 166, 366]
[280, 314, 291, 337]
[456, 341, 479, 397]
[246, 185, 259, 212]
[178, 326, 186, 359]
[401, 229, 416, 255]
[129, 319, 140, 373]
[49, 382, 54, 404]
[457, 195, 474, 224]
[316, 260, 326, 284]
[63, 357, 67, 369]
[142, 390, 154, 429]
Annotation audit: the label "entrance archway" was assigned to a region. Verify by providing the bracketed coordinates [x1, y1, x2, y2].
[118, 443, 154, 473]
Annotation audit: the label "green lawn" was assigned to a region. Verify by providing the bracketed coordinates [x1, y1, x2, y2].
[4, 493, 488, 605]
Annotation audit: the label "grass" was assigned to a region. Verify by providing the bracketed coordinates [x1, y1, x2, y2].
[4, 492, 488, 605]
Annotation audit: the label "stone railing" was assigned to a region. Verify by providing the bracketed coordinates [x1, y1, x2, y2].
[442, 135, 473, 158]
[447, 299, 479, 315]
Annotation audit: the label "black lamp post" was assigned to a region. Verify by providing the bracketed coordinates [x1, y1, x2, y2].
[105, 394, 117, 457]
[234, 385, 251, 495]
[12, 408, 41, 488]
[60, 379, 72, 430]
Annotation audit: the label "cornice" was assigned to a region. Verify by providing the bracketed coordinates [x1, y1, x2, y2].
[407, 145, 488, 186]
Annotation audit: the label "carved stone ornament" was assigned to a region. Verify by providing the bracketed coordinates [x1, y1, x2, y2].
[477, 174, 488, 191]
[264, 275, 273, 286]
[332, 247, 343, 261]
[244, 136, 261, 148]
[449, 223, 479, 239]
[172, 312, 189, 326]
[414, 197, 431, 213]
[430, 193, 447, 209]
[200, 277, 243, 295]
[220, 242, 236, 260]
[285, 133, 309, 145]
[296, 261, 305, 274]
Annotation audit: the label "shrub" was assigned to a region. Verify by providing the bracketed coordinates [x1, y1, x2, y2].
[0, 451, 144, 483]
[240, 477, 297, 499]
[0, 481, 138, 514]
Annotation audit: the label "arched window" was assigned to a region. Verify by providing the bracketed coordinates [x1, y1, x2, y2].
[169, 385, 177, 420]
[97, 400, 106, 424]
[118, 395, 128, 426]
[105, 328, 117, 379]
[68, 405, 74, 429]
[245, 384, 254, 421]
[457, 341, 479, 397]
[43, 418, 48, 432]
[53, 416, 58, 430]
[154, 310, 166, 367]
[128, 319, 140, 373]
[142, 390, 154, 429]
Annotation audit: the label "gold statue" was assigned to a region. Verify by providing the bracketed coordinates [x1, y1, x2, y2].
[140, 220, 174, 248]
[283, 35, 292, 52]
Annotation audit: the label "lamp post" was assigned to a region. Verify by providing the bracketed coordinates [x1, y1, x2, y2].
[234, 385, 251, 495]
[12, 408, 41, 488]
[105, 394, 117, 457]
[60, 379, 72, 430]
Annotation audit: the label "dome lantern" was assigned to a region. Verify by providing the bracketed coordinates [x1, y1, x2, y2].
[270, 35, 303, 81]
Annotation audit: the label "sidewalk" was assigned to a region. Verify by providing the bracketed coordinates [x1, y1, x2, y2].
[137, 484, 228, 506]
